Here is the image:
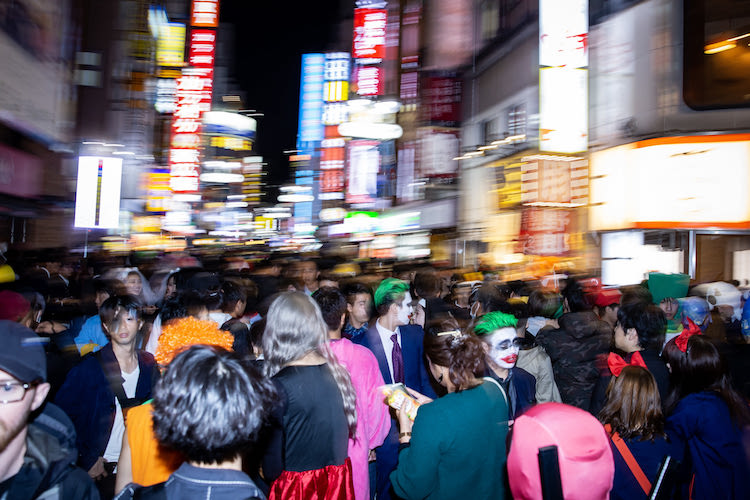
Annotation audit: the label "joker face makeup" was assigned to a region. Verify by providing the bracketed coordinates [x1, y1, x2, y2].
[396, 291, 413, 326]
[484, 327, 520, 369]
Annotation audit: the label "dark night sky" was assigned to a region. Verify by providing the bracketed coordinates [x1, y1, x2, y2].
[220, 1, 349, 186]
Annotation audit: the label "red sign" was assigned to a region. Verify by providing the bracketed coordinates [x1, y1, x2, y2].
[191, 0, 219, 27]
[518, 207, 574, 256]
[169, 7, 217, 193]
[353, 8, 387, 59]
[353, 65, 383, 96]
[422, 76, 462, 126]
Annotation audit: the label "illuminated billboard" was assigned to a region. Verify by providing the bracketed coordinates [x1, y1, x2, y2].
[297, 53, 325, 150]
[346, 140, 379, 206]
[168, 1, 219, 194]
[74, 157, 123, 229]
[353, 8, 387, 59]
[156, 23, 186, 67]
[589, 135, 750, 230]
[539, 0, 588, 153]
[191, 0, 219, 27]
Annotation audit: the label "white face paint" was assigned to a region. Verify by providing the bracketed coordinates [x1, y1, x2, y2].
[396, 291, 413, 326]
[485, 327, 520, 369]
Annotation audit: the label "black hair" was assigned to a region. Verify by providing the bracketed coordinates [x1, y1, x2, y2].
[342, 282, 372, 305]
[93, 277, 119, 297]
[160, 294, 188, 325]
[562, 279, 590, 313]
[152, 345, 276, 464]
[617, 302, 666, 351]
[620, 284, 653, 308]
[220, 281, 247, 314]
[527, 290, 562, 318]
[413, 271, 440, 298]
[469, 283, 505, 314]
[100, 294, 142, 327]
[664, 335, 750, 426]
[312, 286, 347, 332]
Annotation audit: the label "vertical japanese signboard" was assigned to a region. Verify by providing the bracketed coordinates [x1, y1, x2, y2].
[168, 0, 219, 194]
[352, 8, 386, 97]
[539, 0, 588, 153]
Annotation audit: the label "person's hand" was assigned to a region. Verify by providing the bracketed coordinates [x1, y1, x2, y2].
[35, 320, 66, 335]
[88, 457, 108, 480]
[396, 404, 414, 442]
[405, 388, 433, 405]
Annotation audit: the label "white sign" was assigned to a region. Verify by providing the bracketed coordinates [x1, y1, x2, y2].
[74, 156, 123, 229]
[539, 0, 588, 153]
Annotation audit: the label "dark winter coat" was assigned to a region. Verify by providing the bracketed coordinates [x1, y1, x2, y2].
[0, 409, 99, 499]
[535, 311, 612, 412]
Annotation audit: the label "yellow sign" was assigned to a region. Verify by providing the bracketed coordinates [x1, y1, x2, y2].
[157, 23, 186, 67]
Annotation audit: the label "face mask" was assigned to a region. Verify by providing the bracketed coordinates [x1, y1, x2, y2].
[526, 316, 546, 336]
[486, 327, 521, 369]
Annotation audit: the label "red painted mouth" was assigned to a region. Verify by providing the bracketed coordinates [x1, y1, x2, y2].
[502, 354, 518, 364]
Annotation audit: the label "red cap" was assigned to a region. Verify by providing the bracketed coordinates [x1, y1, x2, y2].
[593, 289, 621, 308]
[0, 290, 31, 321]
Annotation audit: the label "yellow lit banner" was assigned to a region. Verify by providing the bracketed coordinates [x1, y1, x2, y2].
[324, 80, 349, 102]
[157, 23, 186, 67]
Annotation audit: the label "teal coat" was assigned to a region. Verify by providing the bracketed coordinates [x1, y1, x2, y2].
[390, 380, 509, 500]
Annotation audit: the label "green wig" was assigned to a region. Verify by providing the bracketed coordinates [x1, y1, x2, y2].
[374, 278, 410, 308]
[473, 311, 518, 336]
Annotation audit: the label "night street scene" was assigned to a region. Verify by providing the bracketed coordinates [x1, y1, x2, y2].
[0, 1, 749, 499]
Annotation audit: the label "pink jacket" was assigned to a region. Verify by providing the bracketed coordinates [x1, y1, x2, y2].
[330, 338, 390, 500]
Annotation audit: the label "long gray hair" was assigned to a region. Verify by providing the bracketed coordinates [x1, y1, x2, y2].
[263, 291, 358, 438]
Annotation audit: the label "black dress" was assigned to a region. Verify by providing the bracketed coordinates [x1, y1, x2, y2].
[262, 363, 349, 483]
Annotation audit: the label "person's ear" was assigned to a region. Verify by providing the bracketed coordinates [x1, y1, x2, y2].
[388, 302, 398, 317]
[626, 328, 639, 344]
[346, 302, 354, 313]
[101, 322, 110, 334]
[31, 382, 50, 412]
[339, 313, 346, 329]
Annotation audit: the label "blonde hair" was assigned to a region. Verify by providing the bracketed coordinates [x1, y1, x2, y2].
[263, 292, 357, 438]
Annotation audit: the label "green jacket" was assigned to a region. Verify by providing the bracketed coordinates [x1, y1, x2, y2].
[391, 380, 509, 500]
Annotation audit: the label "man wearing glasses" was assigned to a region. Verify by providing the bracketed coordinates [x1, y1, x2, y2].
[0, 320, 98, 499]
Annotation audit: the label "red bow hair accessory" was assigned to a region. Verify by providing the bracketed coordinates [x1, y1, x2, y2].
[607, 351, 647, 377]
[674, 318, 701, 353]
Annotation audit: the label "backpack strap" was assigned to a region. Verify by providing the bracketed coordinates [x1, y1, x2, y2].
[94, 351, 146, 411]
[605, 424, 651, 494]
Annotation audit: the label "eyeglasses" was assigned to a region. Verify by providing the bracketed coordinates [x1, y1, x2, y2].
[0, 381, 35, 404]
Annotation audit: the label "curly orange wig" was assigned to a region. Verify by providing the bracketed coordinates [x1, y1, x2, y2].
[155, 316, 234, 365]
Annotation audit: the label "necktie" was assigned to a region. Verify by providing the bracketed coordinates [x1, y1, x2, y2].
[391, 333, 404, 384]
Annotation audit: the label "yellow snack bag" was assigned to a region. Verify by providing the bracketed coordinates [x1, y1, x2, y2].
[380, 383, 420, 421]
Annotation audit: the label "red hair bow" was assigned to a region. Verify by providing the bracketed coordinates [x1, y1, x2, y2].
[674, 318, 701, 353]
[607, 351, 647, 377]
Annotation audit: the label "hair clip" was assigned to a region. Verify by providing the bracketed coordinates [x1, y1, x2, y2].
[437, 330, 462, 338]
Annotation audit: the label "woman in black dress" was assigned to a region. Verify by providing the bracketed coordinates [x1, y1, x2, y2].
[261, 291, 357, 499]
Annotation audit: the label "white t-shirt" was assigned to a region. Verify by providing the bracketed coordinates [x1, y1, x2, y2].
[102, 365, 140, 463]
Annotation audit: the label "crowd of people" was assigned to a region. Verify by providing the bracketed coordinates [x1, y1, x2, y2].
[0, 248, 749, 499]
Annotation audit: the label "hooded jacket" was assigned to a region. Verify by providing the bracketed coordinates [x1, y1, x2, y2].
[535, 311, 612, 412]
[0, 413, 99, 499]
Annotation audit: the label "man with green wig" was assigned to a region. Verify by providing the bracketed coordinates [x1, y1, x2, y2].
[353, 277, 436, 500]
[473, 311, 537, 420]
[647, 272, 689, 345]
